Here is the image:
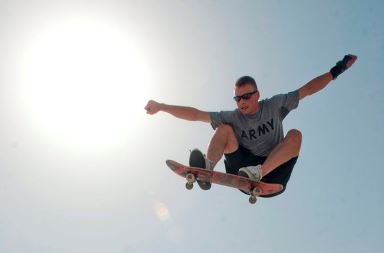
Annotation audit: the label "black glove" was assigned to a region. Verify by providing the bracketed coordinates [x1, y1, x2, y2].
[330, 54, 353, 79]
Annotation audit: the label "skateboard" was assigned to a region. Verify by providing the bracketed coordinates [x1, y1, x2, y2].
[166, 159, 283, 204]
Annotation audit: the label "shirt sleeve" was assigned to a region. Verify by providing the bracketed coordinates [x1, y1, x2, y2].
[209, 110, 237, 129]
[269, 90, 300, 119]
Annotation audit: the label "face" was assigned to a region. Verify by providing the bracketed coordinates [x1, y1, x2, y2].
[234, 84, 260, 115]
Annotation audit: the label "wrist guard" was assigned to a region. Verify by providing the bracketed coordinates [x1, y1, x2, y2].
[330, 54, 353, 79]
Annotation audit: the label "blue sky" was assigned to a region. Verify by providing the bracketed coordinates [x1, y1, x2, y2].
[0, 0, 383, 252]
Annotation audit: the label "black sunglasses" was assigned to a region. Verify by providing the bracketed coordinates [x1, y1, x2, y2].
[233, 91, 258, 102]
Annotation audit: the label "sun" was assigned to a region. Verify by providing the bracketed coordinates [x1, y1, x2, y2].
[21, 17, 151, 149]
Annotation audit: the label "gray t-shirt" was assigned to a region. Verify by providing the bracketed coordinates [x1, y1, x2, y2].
[209, 90, 300, 156]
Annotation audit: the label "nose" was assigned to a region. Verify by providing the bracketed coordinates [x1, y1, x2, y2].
[238, 98, 247, 104]
[237, 100, 247, 110]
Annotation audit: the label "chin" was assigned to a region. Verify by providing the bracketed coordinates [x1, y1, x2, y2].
[240, 109, 249, 115]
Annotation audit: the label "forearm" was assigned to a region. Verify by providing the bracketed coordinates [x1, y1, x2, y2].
[160, 103, 210, 122]
[299, 72, 333, 98]
[298, 54, 357, 100]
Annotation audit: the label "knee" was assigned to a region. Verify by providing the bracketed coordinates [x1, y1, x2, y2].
[216, 124, 235, 136]
[286, 129, 302, 146]
[215, 124, 238, 153]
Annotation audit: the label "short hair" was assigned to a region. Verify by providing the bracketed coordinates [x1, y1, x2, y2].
[235, 76, 258, 90]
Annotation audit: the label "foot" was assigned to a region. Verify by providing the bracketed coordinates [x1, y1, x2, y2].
[238, 165, 263, 182]
[189, 149, 213, 190]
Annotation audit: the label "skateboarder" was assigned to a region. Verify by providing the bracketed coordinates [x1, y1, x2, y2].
[145, 54, 357, 197]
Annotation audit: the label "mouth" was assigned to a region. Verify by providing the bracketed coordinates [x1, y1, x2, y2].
[240, 105, 249, 112]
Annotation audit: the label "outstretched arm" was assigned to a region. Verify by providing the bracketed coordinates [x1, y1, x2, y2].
[144, 100, 211, 123]
[298, 54, 357, 100]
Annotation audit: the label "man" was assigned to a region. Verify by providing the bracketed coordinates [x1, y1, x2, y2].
[145, 54, 357, 197]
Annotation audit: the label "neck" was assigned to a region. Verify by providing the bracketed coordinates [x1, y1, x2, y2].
[248, 102, 260, 115]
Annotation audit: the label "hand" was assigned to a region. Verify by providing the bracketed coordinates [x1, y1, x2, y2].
[330, 54, 358, 79]
[144, 100, 162, 115]
[346, 54, 357, 68]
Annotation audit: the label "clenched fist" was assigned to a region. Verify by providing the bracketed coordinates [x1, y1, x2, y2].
[144, 100, 163, 115]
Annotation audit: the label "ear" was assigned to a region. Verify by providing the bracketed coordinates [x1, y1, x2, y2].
[255, 91, 260, 101]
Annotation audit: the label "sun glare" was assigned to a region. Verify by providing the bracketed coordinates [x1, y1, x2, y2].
[21, 17, 151, 148]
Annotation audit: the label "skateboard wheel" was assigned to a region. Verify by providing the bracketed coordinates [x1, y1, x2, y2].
[185, 182, 194, 190]
[249, 196, 257, 204]
[252, 187, 262, 196]
[186, 173, 196, 183]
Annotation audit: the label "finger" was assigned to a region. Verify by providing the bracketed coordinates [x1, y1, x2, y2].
[347, 55, 357, 68]
[145, 106, 153, 114]
[144, 101, 151, 110]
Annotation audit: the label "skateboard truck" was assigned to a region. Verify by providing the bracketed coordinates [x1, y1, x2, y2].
[249, 187, 262, 204]
[185, 173, 196, 190]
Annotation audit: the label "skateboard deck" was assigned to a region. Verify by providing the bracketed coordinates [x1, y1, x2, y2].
[166, 159, 284, 204]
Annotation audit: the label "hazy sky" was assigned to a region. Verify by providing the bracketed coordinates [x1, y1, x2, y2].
[0, 0, 383, 252]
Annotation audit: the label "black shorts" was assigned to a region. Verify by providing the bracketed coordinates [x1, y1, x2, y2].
[224, 145, 298, 198]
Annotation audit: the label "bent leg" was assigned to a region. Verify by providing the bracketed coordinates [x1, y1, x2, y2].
[207, 125, 238, 169]
[261, 129, 302, 177]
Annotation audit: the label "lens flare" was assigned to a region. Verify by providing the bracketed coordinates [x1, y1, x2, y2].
[154, 202, 170, 222]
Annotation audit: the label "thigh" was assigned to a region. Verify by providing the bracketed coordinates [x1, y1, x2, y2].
[224, 146, 266, 175]
[260, 156, 298, 198]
